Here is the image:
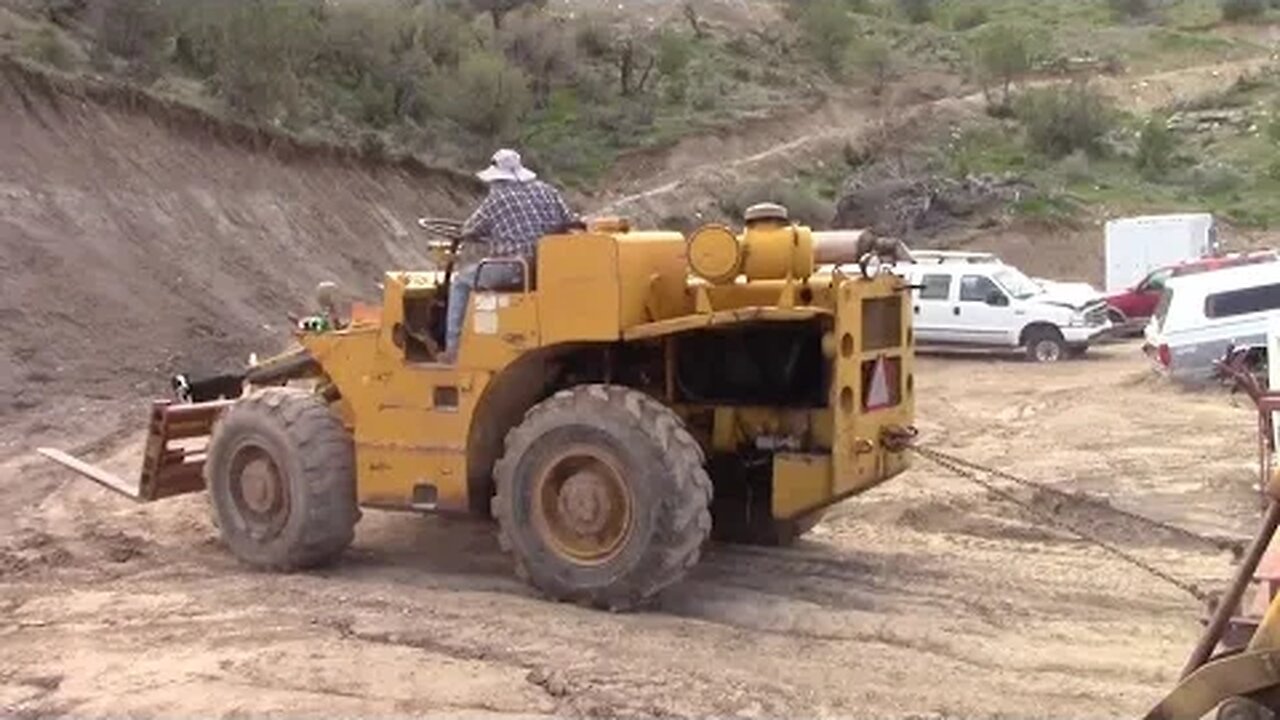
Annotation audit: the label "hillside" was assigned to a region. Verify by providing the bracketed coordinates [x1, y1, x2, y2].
[0, 56, 477, 446]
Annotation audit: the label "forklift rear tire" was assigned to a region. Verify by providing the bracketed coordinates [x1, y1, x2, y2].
[206, 388, 358, 571]
[493, 385, 712, 611]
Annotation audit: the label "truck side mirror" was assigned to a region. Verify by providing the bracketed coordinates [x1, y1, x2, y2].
[986, 291, 1009, 307]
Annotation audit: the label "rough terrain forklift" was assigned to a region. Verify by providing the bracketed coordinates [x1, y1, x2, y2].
[41, 204, 917, 610]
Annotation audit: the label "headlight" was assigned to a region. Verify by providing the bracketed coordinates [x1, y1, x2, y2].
[1070, 311, 1086, 326]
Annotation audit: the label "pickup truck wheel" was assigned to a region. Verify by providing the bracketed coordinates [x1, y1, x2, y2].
[1024, 327, 1067, 363]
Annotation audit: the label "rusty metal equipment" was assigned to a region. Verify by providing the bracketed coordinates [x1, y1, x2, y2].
[1146, 350, 1280, 720]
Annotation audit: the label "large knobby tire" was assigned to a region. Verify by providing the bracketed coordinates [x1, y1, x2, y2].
[206, 388, 358, 571]
[1023, 325, 1068, 363]
[492, 385, 712, 610]
[1218, 696, 1277, 720]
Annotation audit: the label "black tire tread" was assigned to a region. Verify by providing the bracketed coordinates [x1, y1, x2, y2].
[206, 387, 357, 571]
[1023, 324, 1067, 363]
[492, 384, 712, 610]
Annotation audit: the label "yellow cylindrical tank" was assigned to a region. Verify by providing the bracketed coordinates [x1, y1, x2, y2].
[687, 203, 818, 283]
[687, 224, 743, 284]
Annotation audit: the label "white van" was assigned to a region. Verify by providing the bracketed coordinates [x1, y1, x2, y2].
[1146, 263, 1280, 383]
[899, 260, 1112, 362]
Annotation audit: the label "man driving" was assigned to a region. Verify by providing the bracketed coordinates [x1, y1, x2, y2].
[444, 148, 575, 363]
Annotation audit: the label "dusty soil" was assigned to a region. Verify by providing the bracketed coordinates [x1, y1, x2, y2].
[1, 29, 1276, 720]
[0, 345, 1265, 719]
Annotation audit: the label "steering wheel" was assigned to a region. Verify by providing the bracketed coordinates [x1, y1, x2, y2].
[416, 217, 465, 350]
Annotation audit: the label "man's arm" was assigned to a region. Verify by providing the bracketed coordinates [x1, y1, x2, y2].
[552, 189, 578, 229]
[460, 195, 495, 241]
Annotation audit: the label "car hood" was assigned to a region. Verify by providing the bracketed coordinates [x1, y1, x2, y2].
[1032, 279, 1106, 310]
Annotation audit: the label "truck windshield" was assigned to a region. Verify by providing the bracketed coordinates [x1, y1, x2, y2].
[993, 268, 1044, 300]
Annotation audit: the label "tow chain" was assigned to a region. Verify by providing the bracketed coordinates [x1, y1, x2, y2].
[906, 444, 1219, 604]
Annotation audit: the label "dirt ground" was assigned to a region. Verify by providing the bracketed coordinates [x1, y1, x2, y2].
[2, 28, 1276, 719]
[0, 344, 1265, 719]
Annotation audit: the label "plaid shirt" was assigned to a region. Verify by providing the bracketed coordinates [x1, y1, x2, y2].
[458, 180, 573, 267]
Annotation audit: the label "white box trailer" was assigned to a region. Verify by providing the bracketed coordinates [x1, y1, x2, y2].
[1104, 213, 1218, 292]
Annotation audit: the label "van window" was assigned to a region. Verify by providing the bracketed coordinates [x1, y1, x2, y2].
[919, 274, 951, 300]
[1205, 283, 1280, 319]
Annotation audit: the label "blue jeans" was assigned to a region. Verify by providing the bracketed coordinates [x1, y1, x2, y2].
[445, 262, 524, 357]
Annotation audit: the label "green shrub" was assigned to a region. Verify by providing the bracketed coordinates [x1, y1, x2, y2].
[93, 0, 170, 63]
[971, 24, 1036, 114]
[1221, 0, 1267, 20]
[1059, 150, 1092, 184]
[798, 0, 855, 73]
[950, 5, 989, 30]
[721, 180, 834, 228]
[501, 8, 576, 106]
[897, 0, 934, 24]
[23, 26, 75, 69]
[1108, 0, 1153, 20]
[441, 50, 532, 138]
[1135, 116, 1176, 179]
[574, 19, 613, 59]
[1190, 162, 1245, 195]
[1016, 83, 1116, 159]
[848, 37, 894, 95]
[656, 30, 694, 79]
[207, 1, 322, 122]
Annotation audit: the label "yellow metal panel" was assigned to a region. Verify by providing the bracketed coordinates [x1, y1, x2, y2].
[740, 224, 814, 281]
[616, 232, 688, 327]
[302, 314, 485, 512]
[772, 453, 832, 519]
[538, 234, 622, 343]
[830, 273, 914, 497]
[624, 307, 827, 341]
[456, 291, 540, 370]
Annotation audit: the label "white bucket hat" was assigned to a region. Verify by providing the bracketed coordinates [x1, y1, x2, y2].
[477, 148, 537, 183]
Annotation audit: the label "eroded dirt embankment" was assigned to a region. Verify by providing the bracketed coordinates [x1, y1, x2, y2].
[0, 59, 478, 448]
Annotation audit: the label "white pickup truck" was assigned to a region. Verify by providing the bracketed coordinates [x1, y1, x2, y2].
[898, 257, 1112, 362]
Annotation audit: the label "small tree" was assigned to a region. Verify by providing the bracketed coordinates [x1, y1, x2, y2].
[1108, 0, 1153, 20]
[468, 0, 547, 30]
[849, 37, 894, 96]
[682, 2, 706, 39]
[613, 34, 658, 96]
[205, 1, 323, 122]
[1017, 82, 1116, 159]
[657, 30, 694, 79]
[500, 8, 576, 107]
[1135, 115, 1176, 178]
[90, 0, 170, 63]
[1221, 0, 1266, 20]
[971, 24, 1035, 115]
[798, 0, 854, 73]
[443, 50, 532, 137]
[897, 0, 934, 24]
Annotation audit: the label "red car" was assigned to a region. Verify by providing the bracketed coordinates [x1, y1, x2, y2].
[1106, 251, 1278, 334]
